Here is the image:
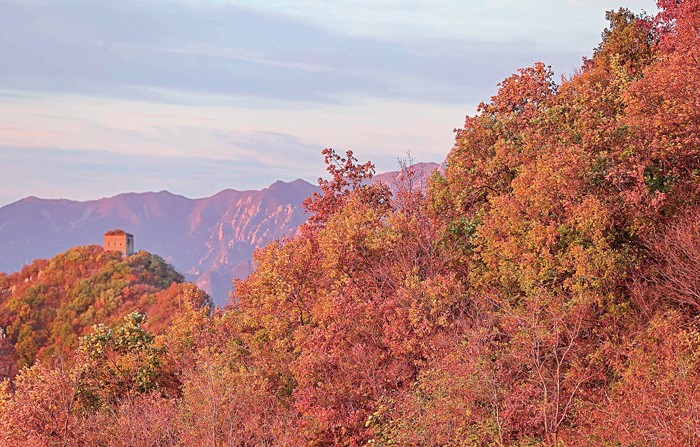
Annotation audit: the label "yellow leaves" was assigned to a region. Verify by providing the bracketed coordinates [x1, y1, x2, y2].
[235, 236, 319, 342]
[318, 197, 388, 271]
[0, 379, 9, 417]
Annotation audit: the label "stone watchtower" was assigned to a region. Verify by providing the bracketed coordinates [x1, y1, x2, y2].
[104, 229, 134, 255]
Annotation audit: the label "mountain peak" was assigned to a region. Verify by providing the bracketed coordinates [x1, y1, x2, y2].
[268, 178, 314, 190]
[0, 164, 437, 304]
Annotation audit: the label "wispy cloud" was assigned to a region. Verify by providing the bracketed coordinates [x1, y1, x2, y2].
[0, 0, 593, 105]
[0, 0, 658, 206]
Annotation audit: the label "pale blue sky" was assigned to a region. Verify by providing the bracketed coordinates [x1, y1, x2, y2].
[0, 0, 657, 206]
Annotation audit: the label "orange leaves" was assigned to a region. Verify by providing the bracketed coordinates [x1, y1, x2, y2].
[0, 359, 78, 446]
[485, 62, 557, 123]
[316, 197, 388, 293]
[593, 9, 656, 81]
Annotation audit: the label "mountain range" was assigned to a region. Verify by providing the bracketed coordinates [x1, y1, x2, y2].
[0, 162, 439, 305]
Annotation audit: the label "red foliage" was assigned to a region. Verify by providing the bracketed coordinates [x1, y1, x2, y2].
[303, 148, 390, 229]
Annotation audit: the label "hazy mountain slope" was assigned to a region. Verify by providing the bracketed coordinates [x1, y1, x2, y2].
[0, 165, 440, 305]
[0, 179, 319, 305]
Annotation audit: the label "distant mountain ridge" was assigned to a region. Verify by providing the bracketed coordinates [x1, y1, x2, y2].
[0, 163, 439, 305]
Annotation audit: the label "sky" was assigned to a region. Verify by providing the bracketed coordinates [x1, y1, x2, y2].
[0, 0, 658, 206]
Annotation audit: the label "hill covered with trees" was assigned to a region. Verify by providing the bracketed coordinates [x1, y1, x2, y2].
[0, 246, 211, 375]
[2, 1, 700, 446]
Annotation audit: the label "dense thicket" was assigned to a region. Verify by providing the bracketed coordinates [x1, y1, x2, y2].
[2, 1, 700, 446]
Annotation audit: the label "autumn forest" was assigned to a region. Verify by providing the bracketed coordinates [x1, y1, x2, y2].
[2, 1, 700, 445]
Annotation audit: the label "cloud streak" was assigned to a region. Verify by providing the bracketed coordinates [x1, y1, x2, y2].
[0, 0, 590, 106]
[0, 0, 658, 206]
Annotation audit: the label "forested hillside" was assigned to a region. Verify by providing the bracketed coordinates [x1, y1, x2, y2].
[0, 246, 211, 376]
[2, 2, 700, 446]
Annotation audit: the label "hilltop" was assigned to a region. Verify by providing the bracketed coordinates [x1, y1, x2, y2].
[0, 245, 210, 377]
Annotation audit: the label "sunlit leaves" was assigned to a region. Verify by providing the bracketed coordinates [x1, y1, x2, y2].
[76, 312, 167, 407]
